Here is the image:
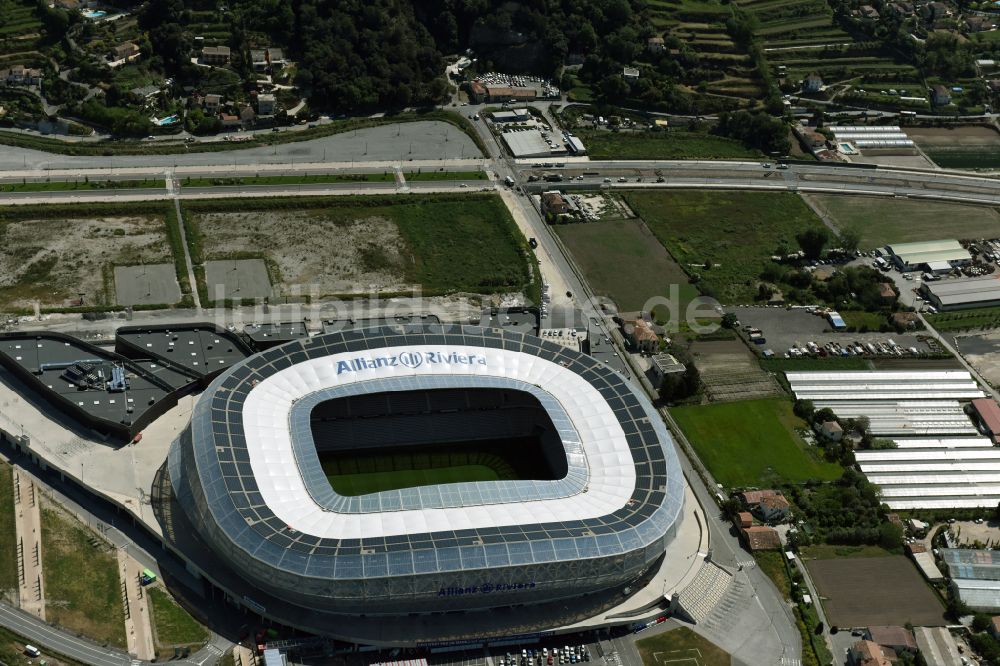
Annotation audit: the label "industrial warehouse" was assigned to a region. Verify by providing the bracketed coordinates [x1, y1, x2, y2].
[885, 239, 972, 273]
[921, 275, 1000, 311]
[165, 324, 690, 637]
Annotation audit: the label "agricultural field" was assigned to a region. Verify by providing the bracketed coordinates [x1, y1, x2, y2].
[908, 125, 1000, 169]
[553, 218, 700, 320]
[636, 627, 730, 666]
[804, 194, 1000, 247]
[804, 555, 946, 627]
[646, 0, 765, 102]
[0, 0, 41, 41]
[624, 190, 827, 304]
[182, 195, 534, 301]
[0, 205, 178, 312]
[41, 501, 126, 648]
[670, 397, 842, 487]
[574, 128, 761, 160]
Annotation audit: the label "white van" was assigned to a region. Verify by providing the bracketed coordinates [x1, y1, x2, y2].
[24, 645, 40, 657]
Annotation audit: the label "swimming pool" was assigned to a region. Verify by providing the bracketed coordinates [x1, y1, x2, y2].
[81, 9, 107, 18]
[153, 115, 180, 126]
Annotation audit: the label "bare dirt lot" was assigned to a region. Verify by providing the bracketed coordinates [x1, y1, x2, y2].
[191, 211, 410, 297]
[806, 555, 947, 627]
[689, 339, 780, 402]
[0, 215, 171, 311]
[907, 126, 1000, 146]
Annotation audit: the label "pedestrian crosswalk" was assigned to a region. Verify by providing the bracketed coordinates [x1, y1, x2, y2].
[735, 559, 757, 570]
[780, 657, 802, 666]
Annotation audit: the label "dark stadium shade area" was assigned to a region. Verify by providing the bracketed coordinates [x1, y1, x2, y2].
[319, 437, 554, 495]
[309, 387, 570, 495]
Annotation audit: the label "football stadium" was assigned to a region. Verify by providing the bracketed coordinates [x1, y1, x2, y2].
[168, 324, 685, 619]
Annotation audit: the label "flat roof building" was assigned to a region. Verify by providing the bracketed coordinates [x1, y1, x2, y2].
[922, 275, 1000, 311]
[972, 397, 1000, 442]
[914, 627, 962, 666]
[243, 322, 310, 351]
[502, 130, 554, 158]
[886, 239, 971, 272]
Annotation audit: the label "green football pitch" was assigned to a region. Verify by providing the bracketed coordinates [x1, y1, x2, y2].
[320, 448, 523, 496]
[325, 464, 514, 496]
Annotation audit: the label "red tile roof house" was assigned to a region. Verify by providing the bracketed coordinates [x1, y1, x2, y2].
[755, 494, 791, 523]
[740, 525, 782, 551]
[972, 397, 1000, 442]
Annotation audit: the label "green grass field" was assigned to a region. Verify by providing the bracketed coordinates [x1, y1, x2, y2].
[181, 173, 396, 187]
[577, 129, 760, 160]
[670, 397, 842, 487]
[0, 179, 165, 192]
[625, 191, 827, 304]
[927, 306, 1000, 332]
[554, 219, 701, 318]
[925, 149, 1000, 169]
[41, 505, 126, 647]
[147, 587, 209, 651]
[756, 550, 792, 600]
[636, 627, 730, 666]
[805, 194, 1000, 247]
[321, 447, 521, 496]
[800, 544, 895, 559]
[0, 461, 16, 594]
[327, 464, 509, 496]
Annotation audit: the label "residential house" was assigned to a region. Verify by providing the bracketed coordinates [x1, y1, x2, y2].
[990, 79, 1000, 93]
[238, 104, 256, 125]
[755, 495, 791, 523]
[4, 65, 42, 86]
[740, 525, 782, 551]
[802, 73, 823, 93]
[650, 353, 686, 389]
[931, 84, 952, 106]
[541, 191, 570, 216]
[647, 36, 665, 53]
[128, 84, 160, 103]
[740, 489, 781, 506]
[866, 626, 917, 654]
[967, 15, 996, 32]
[848, 640, 893, 666]
[819, 420, 843, 441]
[464, 80, 487, 103]
[879, 282, 897, 305]
[891, 311, 920, 330]
[860, 4, 881, 19]
[203, 93, 221, 113]
[202, 45, 231, 65]
[621, 318, 659, 353]
[922, 1, 953, 21]
[889, 1, 915, 18]
[623, 66, 640, 81]
[797, 127, 828, 150]
[114, 42, 139, 60]
[257, 93, 276, 115]
[990, 616, 1000, 640]
[219, 113, 241, 129]
[737, 512, 753, 529]
[250, 49, 268, 71]
[267, 48, 284, 66]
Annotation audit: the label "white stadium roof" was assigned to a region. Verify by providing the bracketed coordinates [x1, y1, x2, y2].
[243, 345, 636, 540]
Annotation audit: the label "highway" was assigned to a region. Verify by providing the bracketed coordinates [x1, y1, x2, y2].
[6, 117, 1000, 664]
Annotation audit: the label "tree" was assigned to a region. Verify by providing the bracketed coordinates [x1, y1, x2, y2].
[973, 613, 993, 633]
[793, 399, 815, 421]
[796, 228, 830, 260]
[721, 312, 739, 329]
[839, 227, 862, 253]
[878, 521, 903, 550]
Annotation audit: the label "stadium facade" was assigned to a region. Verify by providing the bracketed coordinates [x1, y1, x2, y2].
[168, 325, 684, 618]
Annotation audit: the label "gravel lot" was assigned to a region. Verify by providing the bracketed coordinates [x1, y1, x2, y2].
[729, 306, 929, 356]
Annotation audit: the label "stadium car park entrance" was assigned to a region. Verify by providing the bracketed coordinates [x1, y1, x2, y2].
[310, 388, 569, 495]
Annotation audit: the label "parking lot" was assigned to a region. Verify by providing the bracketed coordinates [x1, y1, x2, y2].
[729, 306, 931, 358]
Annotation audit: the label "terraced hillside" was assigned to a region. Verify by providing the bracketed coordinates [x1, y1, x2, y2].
[647, 0, 767, 101]
[0, 0, 41, 42]
[740, 0, 917, 88]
